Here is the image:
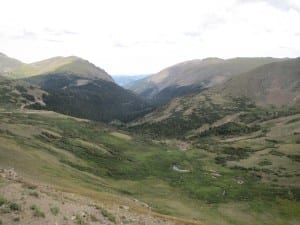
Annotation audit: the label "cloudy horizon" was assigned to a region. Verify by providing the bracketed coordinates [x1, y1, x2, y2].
[1, 0, 299, 75]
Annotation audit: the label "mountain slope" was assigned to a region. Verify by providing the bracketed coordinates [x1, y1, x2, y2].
[216, 58, 300, 106]
[0, 53, 150, 122]
[0, 109, 215, 224]
[0, 109, 202, 225]
[129, 58, 300, 138]
[25, 73, 151, 122]
[0, 55, 299, 225]
[128, 57, 285, 103]
[0, 53, 23, 74]
[0, 75, 46, 110]
[0, 108, 299, 225]
[8, 56, 114, 82]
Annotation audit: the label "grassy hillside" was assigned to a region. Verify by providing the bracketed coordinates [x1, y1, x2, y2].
[129, 59, 300, 138]
[128, 57, 285, 103]
[0, 53, 23, 74]
[0, 75, 46, 110]
[217, 58, 300, 106]
[0, 107, 299, 225]
[0, 54, 299, 225]
[7, 56, 114, 82]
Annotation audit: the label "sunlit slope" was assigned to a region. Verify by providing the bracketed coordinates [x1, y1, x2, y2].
[8, 56, 114, 82]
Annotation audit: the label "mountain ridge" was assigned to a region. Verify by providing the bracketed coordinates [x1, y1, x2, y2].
[0, 52, 23, 74]
[128, 57, 287, 103]
[6, 55, 114, 82]
[215, 58, 300, 106]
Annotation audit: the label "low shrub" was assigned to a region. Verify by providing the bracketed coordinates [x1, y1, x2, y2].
[101, 208, 116, 223]
[30, 204, 45, 218]
[9, 202, 21, 211]
[50, 206, 59, 215]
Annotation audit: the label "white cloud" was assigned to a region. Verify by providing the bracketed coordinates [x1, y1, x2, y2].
[0, 0, 299, 74]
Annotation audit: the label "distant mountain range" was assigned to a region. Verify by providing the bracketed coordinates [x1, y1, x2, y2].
[127, 57, 287, 104]
[0, 52, 23, 73]
[1, 53, 299, 125]
[112, 74, 149, 87]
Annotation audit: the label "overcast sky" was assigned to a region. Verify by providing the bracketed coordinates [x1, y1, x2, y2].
[1, 0, 299, 75]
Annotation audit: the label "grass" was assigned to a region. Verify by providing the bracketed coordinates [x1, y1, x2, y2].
[100, 208, 116, 223]
[0, 195, 6, 206]
[0, 109, 299, 224]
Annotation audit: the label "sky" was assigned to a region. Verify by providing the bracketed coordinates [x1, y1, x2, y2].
[0, 0, 300, 75]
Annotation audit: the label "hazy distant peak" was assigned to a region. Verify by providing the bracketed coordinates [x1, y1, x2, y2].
[201, 57, 224, 63]
[0, 52, 23, 74]
[172, 58, 224, 67]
